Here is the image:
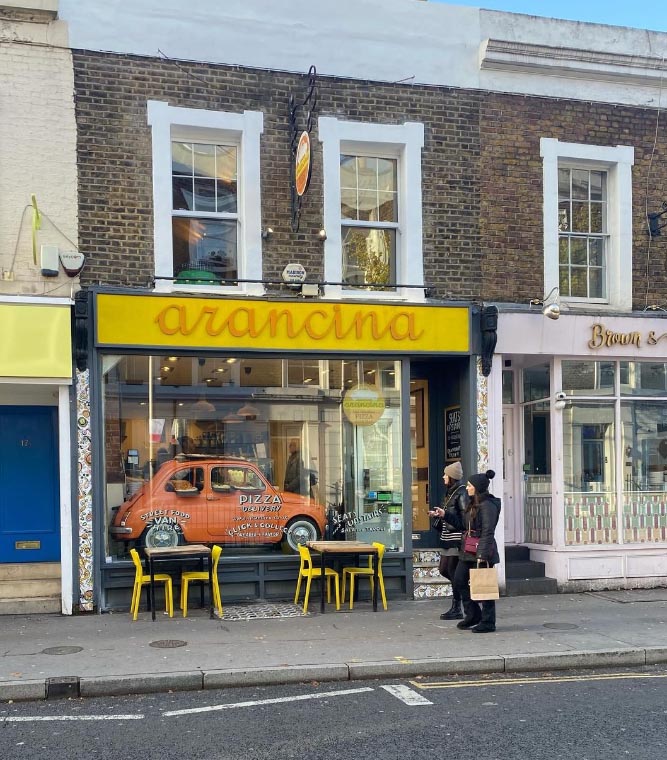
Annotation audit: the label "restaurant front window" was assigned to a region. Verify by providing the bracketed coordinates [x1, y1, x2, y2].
[102, 355, 404, 562]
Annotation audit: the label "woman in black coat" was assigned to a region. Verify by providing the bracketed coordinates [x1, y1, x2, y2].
[446, 469, 501, 633]
[430, 460, 467, 620]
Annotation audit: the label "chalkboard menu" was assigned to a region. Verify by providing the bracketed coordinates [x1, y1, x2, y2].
[445, 405, 461, 461]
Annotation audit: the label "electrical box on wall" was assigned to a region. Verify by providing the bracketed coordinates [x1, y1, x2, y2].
[40, 245, 59, 277]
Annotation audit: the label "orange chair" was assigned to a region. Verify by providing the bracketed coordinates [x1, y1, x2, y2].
[129, 548, 173, 620]
[180, 545, 223, 618]
[294, 544, 340, 614]
[342, 542, 387, 610]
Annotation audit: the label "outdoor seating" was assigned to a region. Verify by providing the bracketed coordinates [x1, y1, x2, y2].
[341, 541, 387, 610]
[180, 544, 223, 617]
[294, 544, 340, 614]
[129, 548, 173, 620]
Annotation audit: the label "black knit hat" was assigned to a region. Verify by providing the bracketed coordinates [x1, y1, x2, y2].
[468, 469, 496, 494]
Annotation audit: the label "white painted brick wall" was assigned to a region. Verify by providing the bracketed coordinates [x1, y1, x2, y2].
[0, 21, 79, 297]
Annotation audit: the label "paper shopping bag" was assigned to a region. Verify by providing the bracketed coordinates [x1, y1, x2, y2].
[469, 564, 500, 601]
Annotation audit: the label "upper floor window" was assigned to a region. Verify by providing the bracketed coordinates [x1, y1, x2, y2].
[541, 138, 634, 312]
[558, 167, 607, 300]
[148, 101, 264, 295]
[319, 117, 425, 301]
[171, 142, 238, 283]
[340, 155, 398, 290]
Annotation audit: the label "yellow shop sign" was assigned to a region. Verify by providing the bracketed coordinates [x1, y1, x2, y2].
[96, 294, 470, 353]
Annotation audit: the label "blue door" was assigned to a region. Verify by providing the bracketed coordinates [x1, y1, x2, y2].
[0, 406, 60, 563]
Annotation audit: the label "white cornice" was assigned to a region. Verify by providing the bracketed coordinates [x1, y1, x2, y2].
[481, 39, 667, 87]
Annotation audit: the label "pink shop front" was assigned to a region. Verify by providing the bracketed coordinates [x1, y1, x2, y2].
[494, 311, 667, 591]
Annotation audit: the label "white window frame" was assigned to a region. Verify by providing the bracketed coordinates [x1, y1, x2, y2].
[541, 138, 634, 312]
[319, 117, 425, 301]
[147, 101, 264, 296]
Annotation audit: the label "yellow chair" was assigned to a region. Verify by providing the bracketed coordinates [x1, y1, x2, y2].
[342, 542, 387, 610]
[129, 548, 174, 620]
[180, 544, 223, 618]
[294, 544, 341, 614]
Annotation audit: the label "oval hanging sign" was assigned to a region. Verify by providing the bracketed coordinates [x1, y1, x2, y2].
[295, 130, 312, 197]
[343, 384, 386, 427]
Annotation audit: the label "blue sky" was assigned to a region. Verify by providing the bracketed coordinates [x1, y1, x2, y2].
[434, 1, 667, 33]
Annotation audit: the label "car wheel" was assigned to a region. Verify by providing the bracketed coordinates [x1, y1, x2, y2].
[282, 517, 320, 553]
[141, 523, 182, 549]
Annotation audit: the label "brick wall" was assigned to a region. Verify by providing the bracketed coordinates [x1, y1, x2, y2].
[72, 51, 482, 300]
[480, 93, 667, 310]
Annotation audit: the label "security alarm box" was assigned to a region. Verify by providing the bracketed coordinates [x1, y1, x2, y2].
[40, 244, 59, 277]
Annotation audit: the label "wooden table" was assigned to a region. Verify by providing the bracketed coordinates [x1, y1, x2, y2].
[144, 544, 213, 621]
[307, 541, 379, 613]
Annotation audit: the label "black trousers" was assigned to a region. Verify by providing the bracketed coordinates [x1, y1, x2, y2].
[439, 555, 461, 602]
[453, 559, 496, 625]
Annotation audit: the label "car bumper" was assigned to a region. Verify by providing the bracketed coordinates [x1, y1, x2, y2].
[109, 526, 134, 536]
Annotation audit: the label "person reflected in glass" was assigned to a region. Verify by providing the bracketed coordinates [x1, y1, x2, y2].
[429, 461, 467, 620]
[452, 469, 501, 633]
[284, 438, 306, 494]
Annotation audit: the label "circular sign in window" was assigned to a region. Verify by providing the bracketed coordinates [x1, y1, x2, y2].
[343, 384, 386, 426]
[295, 131, 312, 197]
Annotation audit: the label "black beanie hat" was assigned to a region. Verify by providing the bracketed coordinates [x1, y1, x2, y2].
[468, 469, 496, 494]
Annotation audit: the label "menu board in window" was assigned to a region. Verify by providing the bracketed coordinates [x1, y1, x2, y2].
[445, 405, 461, 462]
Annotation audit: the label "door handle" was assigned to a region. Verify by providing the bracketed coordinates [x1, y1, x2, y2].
[206, 496, 221, 502]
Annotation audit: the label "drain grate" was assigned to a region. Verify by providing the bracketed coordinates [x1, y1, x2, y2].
[149, 639, 188, 648]
[543, 622, 578, 630]
[42, 646, 84, 656]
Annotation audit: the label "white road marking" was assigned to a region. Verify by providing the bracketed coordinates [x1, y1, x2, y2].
[412, 671, 667, 690]
[163, 687, 375, 716]
[0, 715, 144, 722]
[380, 684, 433, 705]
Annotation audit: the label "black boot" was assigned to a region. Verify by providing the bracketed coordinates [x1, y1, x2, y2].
[440, 598, 463, 620]
[456, 602, 482, 629]
[471, 601, 496, 632]
[471, 621, 496, 633]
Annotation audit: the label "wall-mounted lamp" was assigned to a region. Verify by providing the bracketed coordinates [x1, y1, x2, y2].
[318, 229, 327, 241]
[261, 227, 274, 240]
[530, 286, 561, 320]
[648, 202, 667, 238]
[554, 391, 567, 411]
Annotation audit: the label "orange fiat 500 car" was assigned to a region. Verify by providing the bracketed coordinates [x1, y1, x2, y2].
[110, 457, 326, 552]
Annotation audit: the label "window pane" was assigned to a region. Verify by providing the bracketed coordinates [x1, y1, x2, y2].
[192, 177, 216, 212]
[563, 403, 617, 544]
[342, 226, 396, 290]
[172, 142, 193, 176]
[216, 179, 238, 213]
[559, 266, 570, 296]
[621, 362, 667, 396]
[622, 401, 667, 542]
[341, 186, 358, 220]
[571, 238, 587, 265]
[356, 190, 379, 222]
[377, 158, 397, 192]
[523, 364, 550, 402]
[589, 267, 604, 299]
[571, 202, 589, 233]
[589, 238, 604, 267]
[172, 218, 237, 283]
[559, 237, 569, 264]
[590, 171, 605, 202]
[590, 202, 604, 233]
[377, 192, 398, 223]
[215, 145, 237, 182]
[192, 143, 215, 179]
[287, 359, 321, 387]
[558, 168, 570, 200]
[502, 370, 514, 404]
[172, 175, 194, 211]
[340, 155, 357, 187]
[570, 267, 587, 297]
[562, 361, 615, 396]
[571, 169, 589, 200]
[558, 202, 570, 232]
[356, 157, 378, 191]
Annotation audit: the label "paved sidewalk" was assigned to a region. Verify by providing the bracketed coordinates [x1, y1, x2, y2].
[2, 589, 667, 702]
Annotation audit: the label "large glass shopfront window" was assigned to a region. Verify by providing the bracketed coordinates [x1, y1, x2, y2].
[103, 355, 404, 561]
[561, 360, 667, 545]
